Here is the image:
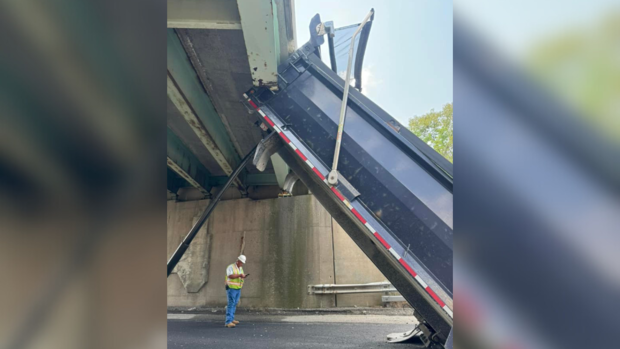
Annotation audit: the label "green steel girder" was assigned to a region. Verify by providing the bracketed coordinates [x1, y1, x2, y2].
[167, 128, 212, 195]
[167, 0, 242, 30]
[237, 0, 281, 90]
[246, 173, 279, 186]
[167, 189, 178, 201]
[167, 168, 188, 195]
[167, 30, 243, 184]
[209, 173, 278, 187]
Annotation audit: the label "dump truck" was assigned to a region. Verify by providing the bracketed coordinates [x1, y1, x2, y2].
[169, 10, 453, 348]
[245, 11, 453, 348]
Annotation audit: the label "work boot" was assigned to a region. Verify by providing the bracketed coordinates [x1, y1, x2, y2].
[225, 323, 236, 328]
[232, 320, 240, 325]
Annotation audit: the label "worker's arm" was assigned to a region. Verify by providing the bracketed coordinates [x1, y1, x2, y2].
[226, 264, 244, 279]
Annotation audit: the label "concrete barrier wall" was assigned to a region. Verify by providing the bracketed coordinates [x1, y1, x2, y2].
[167, 195, 387, 309]
[332, 220, 387, 307]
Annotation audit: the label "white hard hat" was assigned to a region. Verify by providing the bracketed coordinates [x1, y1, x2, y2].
[238, 255, 246, 263]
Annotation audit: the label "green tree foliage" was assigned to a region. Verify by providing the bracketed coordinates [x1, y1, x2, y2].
[408, 103, 453, 163]
[527, 13, 620, 143]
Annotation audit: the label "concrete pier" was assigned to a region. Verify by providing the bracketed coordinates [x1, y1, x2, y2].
[167, 195, 387, 309]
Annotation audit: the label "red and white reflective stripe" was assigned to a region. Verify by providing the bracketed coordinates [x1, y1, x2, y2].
[244, 95, 453, 319]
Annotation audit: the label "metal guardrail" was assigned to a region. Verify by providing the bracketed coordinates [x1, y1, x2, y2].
[382, 295, 406, 303]
[308, 281, 397, 295]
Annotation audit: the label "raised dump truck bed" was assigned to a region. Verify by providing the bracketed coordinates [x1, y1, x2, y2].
[244, 24, 453, 346]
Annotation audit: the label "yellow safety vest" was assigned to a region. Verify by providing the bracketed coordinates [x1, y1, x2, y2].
[225, 264, 244, 290]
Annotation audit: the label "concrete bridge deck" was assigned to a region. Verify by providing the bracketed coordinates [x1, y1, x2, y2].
[167, 0, 297, 201]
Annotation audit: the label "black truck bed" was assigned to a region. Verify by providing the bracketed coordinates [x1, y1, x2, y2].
[244, 37, 453, 342]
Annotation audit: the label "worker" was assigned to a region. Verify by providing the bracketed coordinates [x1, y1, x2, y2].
[224, 255, 247, 328]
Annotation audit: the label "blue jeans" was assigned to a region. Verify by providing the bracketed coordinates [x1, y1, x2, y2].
[225, 287, 241, 324]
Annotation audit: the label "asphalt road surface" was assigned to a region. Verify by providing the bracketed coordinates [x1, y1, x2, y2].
[168, 315, 415, 349]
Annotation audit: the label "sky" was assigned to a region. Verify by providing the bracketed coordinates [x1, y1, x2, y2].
[294, 0, 453, 127]
[454, 0, 620, 61]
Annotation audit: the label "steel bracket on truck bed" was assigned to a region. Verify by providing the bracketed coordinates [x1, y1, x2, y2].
[387, 323, 445, 348]
[252, 131, 283, 172]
